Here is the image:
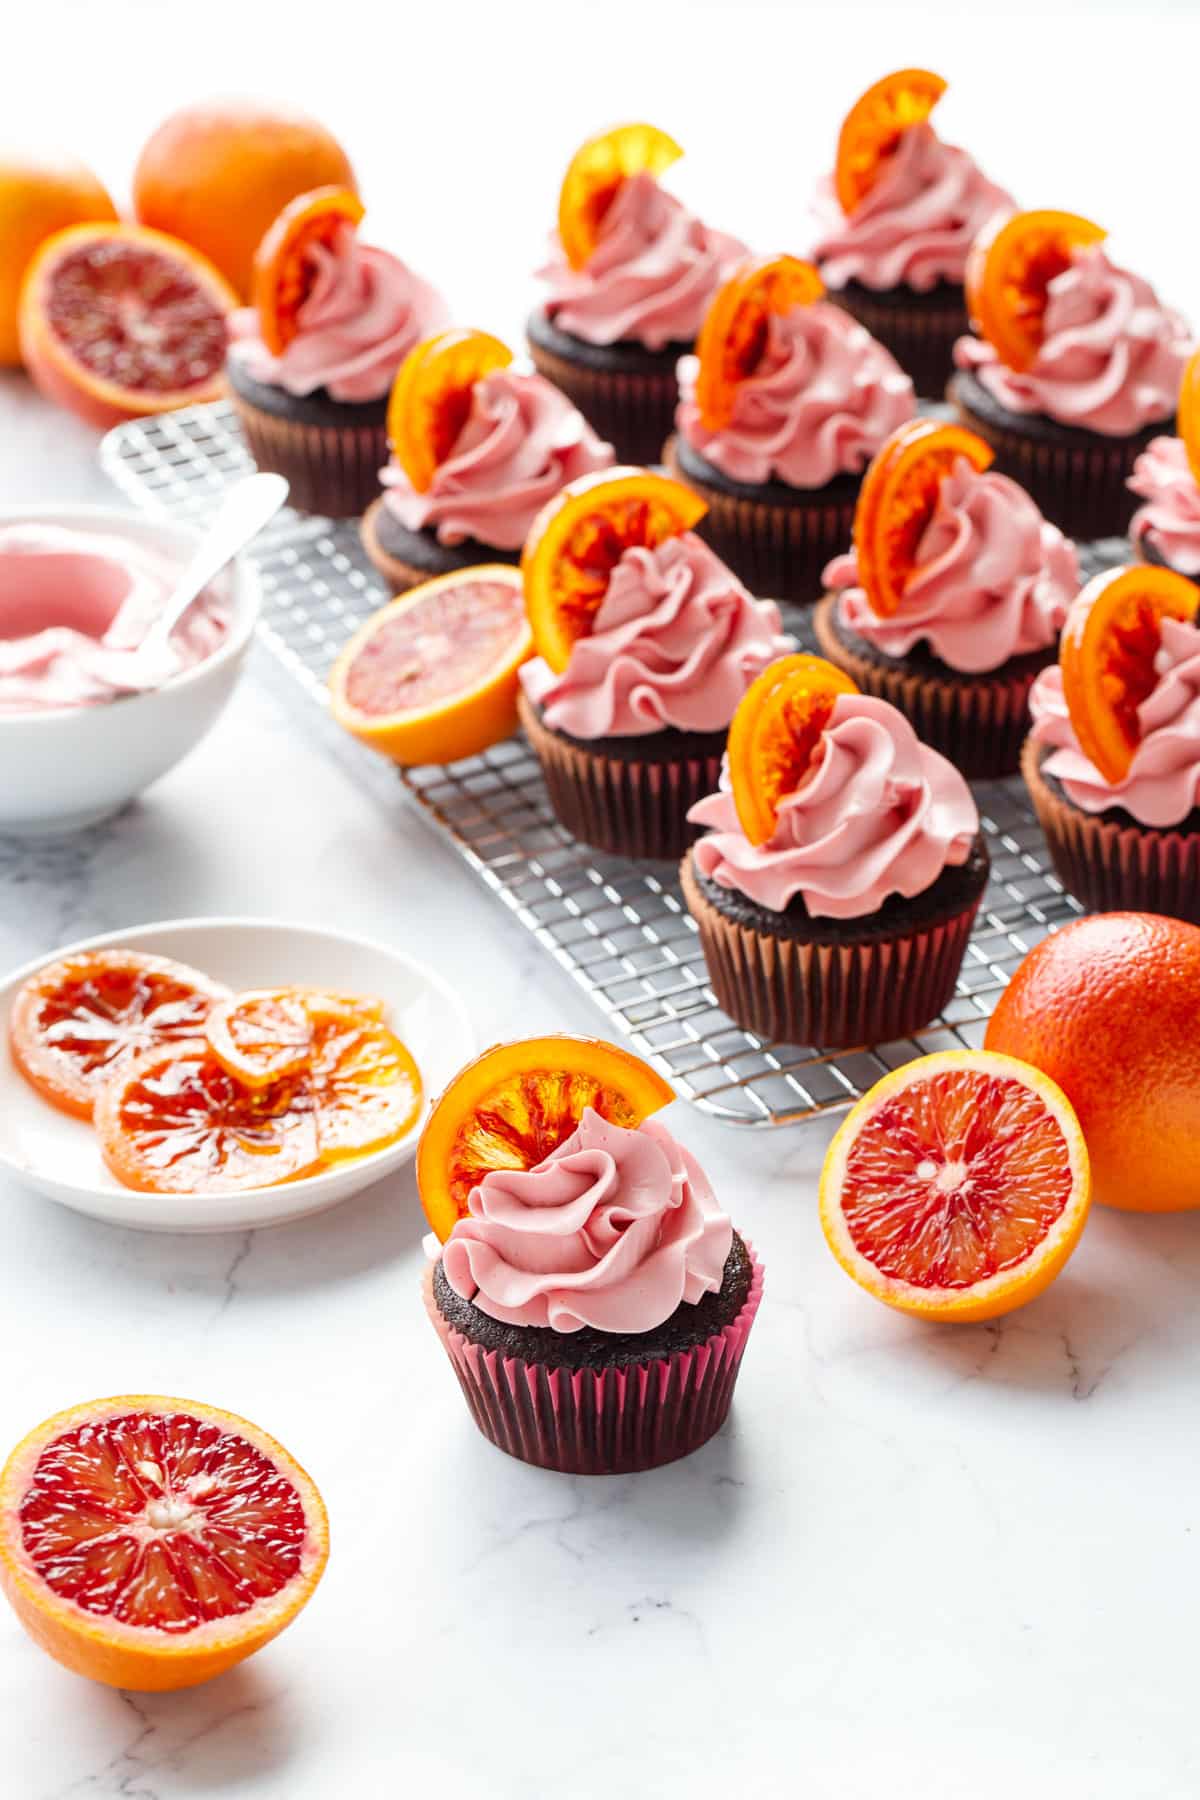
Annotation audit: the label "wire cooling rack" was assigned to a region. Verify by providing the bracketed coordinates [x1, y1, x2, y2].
[100, 400, 1126, 1128]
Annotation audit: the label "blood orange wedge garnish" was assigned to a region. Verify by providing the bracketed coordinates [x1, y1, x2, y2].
[417, 1035, 675, 1242]
[329, 565, 532, 765]
[557, 123, 683, 271]
[387, 328, 512, 494]
[522, 467, 707, 674]
[694, 255, 825, 431]
[1177, 344, 1200, 488]
[727, 654, 859, 847]
[9, 949, 230, 1121]
[306, 999, 422, 1162]
[253, 184, 365, 356]
[1059, 564, 1200, 786]
[852, 418, 994, 618]
[18, 222, 238, 429]
[205, 989, 314, 1089]
[834, 69, 947, 216]
[819, 1050, 1091, 1322]
[0, 1395, 328, 1691]
[965, 208, 1107, 374]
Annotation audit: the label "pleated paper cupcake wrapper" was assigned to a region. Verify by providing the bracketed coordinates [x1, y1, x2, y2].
[526, 337, 678, 468]
[1022, 739, 1200, 924]
[231, 395, 387, 519]
[828, 286, 968, 400]
[422, 1246, 763, 1475]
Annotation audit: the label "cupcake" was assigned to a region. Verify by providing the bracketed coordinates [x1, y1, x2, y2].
[1128, 352, 1200, 573]
[1022, 564, 1200, 922]
[814, 419, 1079, 778]
[517, 467, 790, 860]
[528, 124, 745, 465]
[227, 186, 447, 517]
[663, 255, 915, 608]
[950, 210, 1192, 542]
[361, 329, 614, 592]
[681, 655, 990, 1047]
[809, 70, 1013, 398]
[417, 1037, 764, 1476]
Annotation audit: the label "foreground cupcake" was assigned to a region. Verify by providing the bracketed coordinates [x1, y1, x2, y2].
[528, 124, 745, 464]
[664, 256, 914, 606]
[1128, 348, 1200, 576]
[361, 329, 614, 591]
[815, 419, 1079, 777]
[227, 187, 447, 517]
[681, 655, 989, 1046]
[809, 69, 1012, 397]
[951, 210, 1192, 542]
[418, 1036, 764, 1475]
[1023, 565, 1200, 922]
[517, 468, 790, 859]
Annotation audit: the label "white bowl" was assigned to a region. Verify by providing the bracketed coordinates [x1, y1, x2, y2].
[0, 504, 259, 836]
[0, 918, 475, 1232]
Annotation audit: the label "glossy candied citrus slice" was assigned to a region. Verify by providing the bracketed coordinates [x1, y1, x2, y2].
[558, 123, 683, 271]
[387, 328, 512, 494]
[727, 654, 860, 847]
[820, 1050, 1091, 1322]
[252, 184, 364, 355]
[417, 1035, 675, 1242]
[694, 255, 825, 431]
[1059, 564, 1200, 785]
[0, 1394, 328, 1691]
[965, 208, 1106, 374]
[834, 68, 947, 216]
[853, 418, 994, 618]
[9, 950, 230, 1121]
[522, 467, 707, 674]
[329, 565, 532, 765]
[204, 989, 314, 1089]
[1177, 345, 1200, 488]
[306, 1002, 422, 1163]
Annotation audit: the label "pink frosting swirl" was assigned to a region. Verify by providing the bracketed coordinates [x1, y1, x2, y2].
[1029, 619, 1200, 827]
[440, 1106, 732, 1335]
[954, 244, 1192, 436]
[519, 533, 790, 738]
[825, 458, 1078, 672]
[810, 125, 1013, 293]
[1129, 437, 1200, 576]
[539, 170, 746, 351]
[380, 367, 614, 550]
[674, 302, 914, 488]
[689, 694, 978, 919]
[228, 222, 448, 403]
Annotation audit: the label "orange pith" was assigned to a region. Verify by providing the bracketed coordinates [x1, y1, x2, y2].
[557, 124, 683, 271]
[965, 208, 1107, 374]
[416, 1035, 675, 1243]
[253, 184, 364, 356]
[1177, 345, 1200, 488]
[387, 329, 512, 494]
[694, 255, 825, 431]
[853, 419, 994, 618]
[522, 467, 707, 674]
[834, 69, 947, 216]
[1059, 565, 1200, 785]
[727, 654, 860, 847]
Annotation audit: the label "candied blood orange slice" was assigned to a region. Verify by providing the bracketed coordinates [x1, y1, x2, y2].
[853, 419, 994, 618]
[1177, 345, 1200, 488]
[306, 1003, 422, 1163]
[694, 255, 825, 431]
[252, 184, 364, 356]
[834, 69, 947, 216]
[727, 654, 860, 847]
[522, 467, 707, 674]
[417, 1035, 675, 1242]
[387, 329, 512, 494]
[820, 1050, 1091, 1322]
[204, 989, 314, 1089]
[1059, 564, 1200, 785]
[558, 123, 683, 271]
[0, 1394, 328, 1691]
[965, 208, 1107, 374]
[9, 950, 230, 1121]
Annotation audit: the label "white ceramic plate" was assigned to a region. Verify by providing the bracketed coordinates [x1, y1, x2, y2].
[0, 918, 474, 1233]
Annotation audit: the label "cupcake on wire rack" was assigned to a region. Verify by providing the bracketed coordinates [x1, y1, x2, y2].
[1127, 348, 1200, 577]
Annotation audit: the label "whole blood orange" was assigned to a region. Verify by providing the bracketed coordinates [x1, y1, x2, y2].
[0, 152, 117, 367]
[985, 913, 1200, 1213]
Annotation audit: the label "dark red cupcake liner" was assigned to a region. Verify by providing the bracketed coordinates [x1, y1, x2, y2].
[826, 282, 968, 400]
[231, 393, 386, 518]
[526, 336, 678, 468]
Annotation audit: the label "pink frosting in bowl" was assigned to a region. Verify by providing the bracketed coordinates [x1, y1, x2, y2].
[689, 694, 978, 919]
[1129, 437, 1200, 576]
[519, 532, 790, 738]
[675, 302, 914, 489]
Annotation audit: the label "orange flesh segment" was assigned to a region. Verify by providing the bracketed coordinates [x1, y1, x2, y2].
[558, 124, 683, 271]
[694, 255, 825, 431]
[728, 654, 860, 847]
[965, 209, 1106, 374]
[1178, 346, 1200, 488]
[253, 185, 364, 356]
[343, 576, 527, 716]
[834, 69, 947, 216]
[387, 330, 512, 494]
[853, 419, 994, 618]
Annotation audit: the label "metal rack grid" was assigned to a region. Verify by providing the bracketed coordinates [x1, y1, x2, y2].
[100, 399, 1117, 1129]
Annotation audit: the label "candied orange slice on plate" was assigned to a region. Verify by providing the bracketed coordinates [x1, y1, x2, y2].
[1177, 345, 1200, 488]
[387, 328, 512, 493]
[205, 989, 313, 1089]
[853, 418, 994, 618]
[727, 655, 859, 847]
[694, 255, 825, 431]
[965, 208, 1106, 374]
[522, 467, 707, 673]
[834, 69, 947, 216]
[252, 185, 365, 356]
[558, 123, 683, 271]
[417, 1035, 675, 1242]
[1060, 564, 1200, 785]
[306, 1001, 422, 1163]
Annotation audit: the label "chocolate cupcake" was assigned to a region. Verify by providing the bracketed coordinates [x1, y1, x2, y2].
[1128, 434, 1200, 578]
